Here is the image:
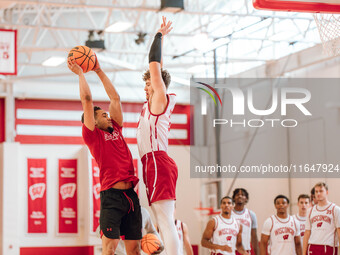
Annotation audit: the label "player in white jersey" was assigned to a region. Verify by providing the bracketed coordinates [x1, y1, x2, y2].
[136, 17, 180, 255]
[260, 195, 302, 255]
[293, 194, 310, 240]
[202, 196, 250, 255]
[303, 182, 340, 255]
[173, 219, 194, 255]
[232, 188, 259, 255]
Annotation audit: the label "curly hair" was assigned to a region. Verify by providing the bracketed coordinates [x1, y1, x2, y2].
[142, 69, 171, 89]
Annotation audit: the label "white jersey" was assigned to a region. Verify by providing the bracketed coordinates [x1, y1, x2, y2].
[293, 214, 306, 238]
[175, 219, 184, 255]
[306, 203, 340, 247]
[232, 208, 252, 250]
[211, 215, 240, 255]
[262, 215, 299, 255]
[136, 94, 176, 158]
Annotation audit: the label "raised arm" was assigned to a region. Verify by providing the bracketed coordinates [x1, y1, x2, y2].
[148, 16, 172, 115]
[93, 58, 123, 127]
[68, 58, 95, 131]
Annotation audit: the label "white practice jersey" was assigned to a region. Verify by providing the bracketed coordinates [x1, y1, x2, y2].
[305, 203, 340, 247]
[293, 214, 306, 238]
[262, 215, 299, 255]
[211, 215, 240, 255]
[232, 208, 252, 250]
[175, 219, 184, 255]
[136, 94, 176, 158]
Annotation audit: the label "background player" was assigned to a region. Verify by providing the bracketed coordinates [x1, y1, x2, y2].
[303, 182, 340, 255]
[232, 188, 259, 255]
[293, 194, 310, 240]
[201, 196, 249, 255]
[68, 57, 142, 255]
[136, 17, 180, 254]
[260, 195, 302, 255]
[174, 218, 194, 255]
[310, 187, 317, 206]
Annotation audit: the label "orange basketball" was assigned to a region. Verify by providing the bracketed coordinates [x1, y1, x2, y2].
[141, 233, 160, 254]
[68, 45, 96, 73]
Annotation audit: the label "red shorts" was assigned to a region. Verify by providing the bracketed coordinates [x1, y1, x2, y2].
[141, 151, 178, 205]
[308, 244, 338, 255]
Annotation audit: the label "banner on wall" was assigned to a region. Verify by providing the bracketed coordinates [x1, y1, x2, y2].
[0, 29, 17, 75]
[58, 159, 78, 234]
[91, 158, 100, 233]
[27, 158, 47, 233]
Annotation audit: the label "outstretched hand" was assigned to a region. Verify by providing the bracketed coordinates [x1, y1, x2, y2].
[67, 57, 83, 76]
[157, 16, 173, 36]
[92, 52, 101, 73]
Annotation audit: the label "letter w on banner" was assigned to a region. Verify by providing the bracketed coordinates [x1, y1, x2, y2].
[92, 158, 100, 233]
[58, 159, 77, 234]
[27, 158, 47, 233]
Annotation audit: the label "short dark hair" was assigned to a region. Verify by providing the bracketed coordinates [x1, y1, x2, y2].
[315, 182, 328, 191]
[142, 69, 171, 89]
[81, 106, 102, 123]
[311, 187, 315, 195]
[298, 194, 310, 202]
[274, 195, 289, 204]
[220, 196, 233, 204]
[232, 188, 249, 202]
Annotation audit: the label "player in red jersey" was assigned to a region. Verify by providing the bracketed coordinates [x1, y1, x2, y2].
[303, 182, 340, 255]
[136, 17, 180, 254]
[68, 57, 142, 255]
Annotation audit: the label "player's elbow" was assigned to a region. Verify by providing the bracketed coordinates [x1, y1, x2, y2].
[81, 94, 92, 103]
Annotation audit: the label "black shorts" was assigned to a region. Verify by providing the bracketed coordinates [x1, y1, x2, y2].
[100, 188, 142, 240]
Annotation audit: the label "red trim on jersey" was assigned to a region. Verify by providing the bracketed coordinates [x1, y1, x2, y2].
[269, 216, 274, 234]
[274, 215, 291, 224]
[147, 94, 171, 117]
[218, 215, 234, 225]
[213, 217, 218, 231]
[295, 214, 306, 221]
[293, 217, 297, 233]
[316, 203, 333, 212]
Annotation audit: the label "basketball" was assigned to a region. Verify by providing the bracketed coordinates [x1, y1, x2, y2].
[141, 233, 160, 254]
[68, 45, 96, 73]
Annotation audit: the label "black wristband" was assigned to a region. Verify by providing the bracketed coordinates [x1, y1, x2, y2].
[149, 32, 162, 63]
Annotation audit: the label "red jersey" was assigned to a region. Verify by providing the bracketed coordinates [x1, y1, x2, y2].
[82, 119, 139, 191]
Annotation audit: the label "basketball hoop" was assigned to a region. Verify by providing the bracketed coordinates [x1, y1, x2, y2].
[194, 207, 221, 222]
[313, 13, 340, 57]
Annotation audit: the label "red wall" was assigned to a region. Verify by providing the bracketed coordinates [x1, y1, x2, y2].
[20, 246, 94, 255]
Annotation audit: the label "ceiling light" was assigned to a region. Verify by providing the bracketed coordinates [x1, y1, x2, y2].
[105, 22, 133, 33]
[42, 57, 65, 67]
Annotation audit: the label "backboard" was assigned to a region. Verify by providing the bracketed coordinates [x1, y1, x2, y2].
[253, 0, 340, 13]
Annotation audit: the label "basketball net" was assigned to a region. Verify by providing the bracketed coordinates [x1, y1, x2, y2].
[313, 13, 340, 56]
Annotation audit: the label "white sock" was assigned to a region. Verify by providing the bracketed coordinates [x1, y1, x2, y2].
[151, 200, 180, 255]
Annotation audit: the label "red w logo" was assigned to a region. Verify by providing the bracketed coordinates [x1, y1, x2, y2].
[283, 234, 289, 240]
[317, 222, 323, 228]
[227, 236, 232, 241]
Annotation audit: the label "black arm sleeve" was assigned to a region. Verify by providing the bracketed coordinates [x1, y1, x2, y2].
[149, 32, 162, 63]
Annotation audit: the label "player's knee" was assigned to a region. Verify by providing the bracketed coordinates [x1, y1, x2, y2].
[102, 238, 117, 255]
